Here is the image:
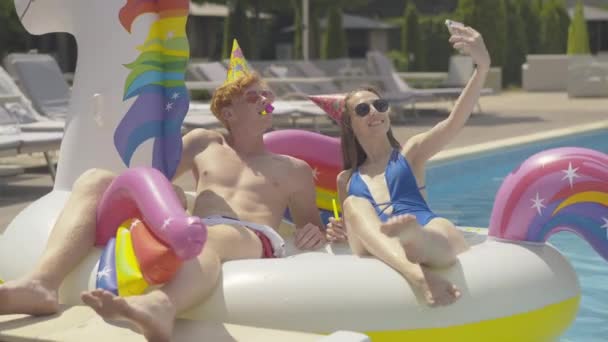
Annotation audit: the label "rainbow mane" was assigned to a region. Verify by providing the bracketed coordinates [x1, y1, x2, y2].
[114, 0, 190, 179]
[489, 147, 608, 261]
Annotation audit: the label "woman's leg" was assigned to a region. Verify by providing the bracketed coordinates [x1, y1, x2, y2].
[382, 216, 469, 268]
[420, 218, 469, 267]
[81, 223, 263, 342]
[343, 196, 413, 273]
[0, 168, 116, 315]
[343, 196, 461, 306]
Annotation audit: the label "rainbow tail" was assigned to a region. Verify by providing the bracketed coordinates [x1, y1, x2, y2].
[115, 0, 190, 180]
[488, 147, 608, 262]
[113, 84, 188, 179]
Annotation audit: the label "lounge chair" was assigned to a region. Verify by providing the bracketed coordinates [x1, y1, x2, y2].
[187, 61, 328, 131]
[183, 100, 329, 132]
[4, 53, 70, 120]
[366, 51, 492, 114]
[0, 105, 62, 180]
[0, 65, 64, 132]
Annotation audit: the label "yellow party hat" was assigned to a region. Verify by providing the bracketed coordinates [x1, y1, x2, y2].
[225, 39, 251, 84]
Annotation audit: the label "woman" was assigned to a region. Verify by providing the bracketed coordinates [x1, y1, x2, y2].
[326, 24, 491, 306]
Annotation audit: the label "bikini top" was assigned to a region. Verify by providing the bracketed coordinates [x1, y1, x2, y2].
[347, 149, 432, 219]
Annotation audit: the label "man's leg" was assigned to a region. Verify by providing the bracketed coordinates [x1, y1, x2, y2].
[0, 169, 116, 315]
[81, 224, 263, 342]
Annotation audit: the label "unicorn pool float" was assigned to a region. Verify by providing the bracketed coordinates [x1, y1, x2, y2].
[1, 0, 608, 340]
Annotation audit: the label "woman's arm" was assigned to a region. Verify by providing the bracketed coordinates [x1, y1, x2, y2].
[325, 170, 351, 242]
[407, 26, 491, 165]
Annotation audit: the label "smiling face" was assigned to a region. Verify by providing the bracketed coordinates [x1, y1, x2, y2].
[339, 87, 401, 170]
[345, 90, 391, 139]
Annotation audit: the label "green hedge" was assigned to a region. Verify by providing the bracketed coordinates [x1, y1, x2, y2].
[567, 0, 591, 55]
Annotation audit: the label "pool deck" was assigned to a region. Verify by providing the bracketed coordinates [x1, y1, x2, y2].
[0, 90, 606, 341]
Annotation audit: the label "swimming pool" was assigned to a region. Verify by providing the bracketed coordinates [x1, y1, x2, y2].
[427, 129, 608, 342]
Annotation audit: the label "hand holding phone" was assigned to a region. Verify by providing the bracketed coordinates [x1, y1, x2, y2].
[445, 19, 465, 35]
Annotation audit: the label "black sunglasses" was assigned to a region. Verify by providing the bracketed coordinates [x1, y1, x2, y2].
[354, 99, 390, 117]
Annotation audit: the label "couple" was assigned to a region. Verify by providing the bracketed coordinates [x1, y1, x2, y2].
[0, 25, 490, 341]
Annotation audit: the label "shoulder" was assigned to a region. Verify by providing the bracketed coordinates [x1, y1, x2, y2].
[270, 154, 314, 181]
[275, 154, 312, 174]
[182, 129, 224, 153]
[184, 128, 223, 145]
[337, 169, 352, 187]
[401, 133, 425, 163]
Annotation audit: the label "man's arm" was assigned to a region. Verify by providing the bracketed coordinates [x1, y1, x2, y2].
[286, 157, 326, 250]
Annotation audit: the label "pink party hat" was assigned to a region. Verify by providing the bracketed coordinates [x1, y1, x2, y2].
[308, 94, 346, 123]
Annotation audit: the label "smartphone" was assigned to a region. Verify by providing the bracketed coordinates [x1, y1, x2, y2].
[445, 19, 465, 34]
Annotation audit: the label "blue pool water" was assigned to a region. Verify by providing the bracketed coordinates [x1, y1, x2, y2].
[426, 129, 608, 342]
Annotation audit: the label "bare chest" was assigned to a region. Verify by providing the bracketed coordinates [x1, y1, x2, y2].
[193, 147, 288, 194]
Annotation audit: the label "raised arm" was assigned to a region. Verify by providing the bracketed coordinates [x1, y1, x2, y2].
[287, 157, 326, 250]
[407, 26, 491, 164]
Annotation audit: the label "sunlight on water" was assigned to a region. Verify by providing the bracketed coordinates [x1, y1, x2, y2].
[427, 130, 608, 341]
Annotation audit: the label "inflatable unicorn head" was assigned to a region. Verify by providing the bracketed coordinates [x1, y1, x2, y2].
[13, 0, 191, 190]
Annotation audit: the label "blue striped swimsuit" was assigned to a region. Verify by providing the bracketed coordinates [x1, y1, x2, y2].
[347, 149, 437, 226]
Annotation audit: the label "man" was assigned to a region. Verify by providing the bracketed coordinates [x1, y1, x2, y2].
[0, 41, 326, 342]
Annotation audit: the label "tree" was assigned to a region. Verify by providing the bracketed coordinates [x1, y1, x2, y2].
[401, 3, 423, 71]
[221, 0, 252, 60]
[503, 0, 528, 86]
[295, 0, 367, 59]
[457, 0, 507, 67]
[516, 0, 541, 54]
[291, 0, 303, 59]
[0, 1, 30, 58]
[419, 14, 452, 72]
[540, 0, 570, 53]
[567, 0, 591, 55]
[309, 4, 322, 59]
[321, 6, 347, 59]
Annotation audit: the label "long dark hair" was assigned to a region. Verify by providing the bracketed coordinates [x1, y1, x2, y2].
[340, 87, 401, 172]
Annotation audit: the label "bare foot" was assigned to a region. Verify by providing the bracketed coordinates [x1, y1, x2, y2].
[0, 278, 58, 315]
[380, 214, 427, 263]
[411, 269, 461, 307]
[81, 290, 175, 342]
